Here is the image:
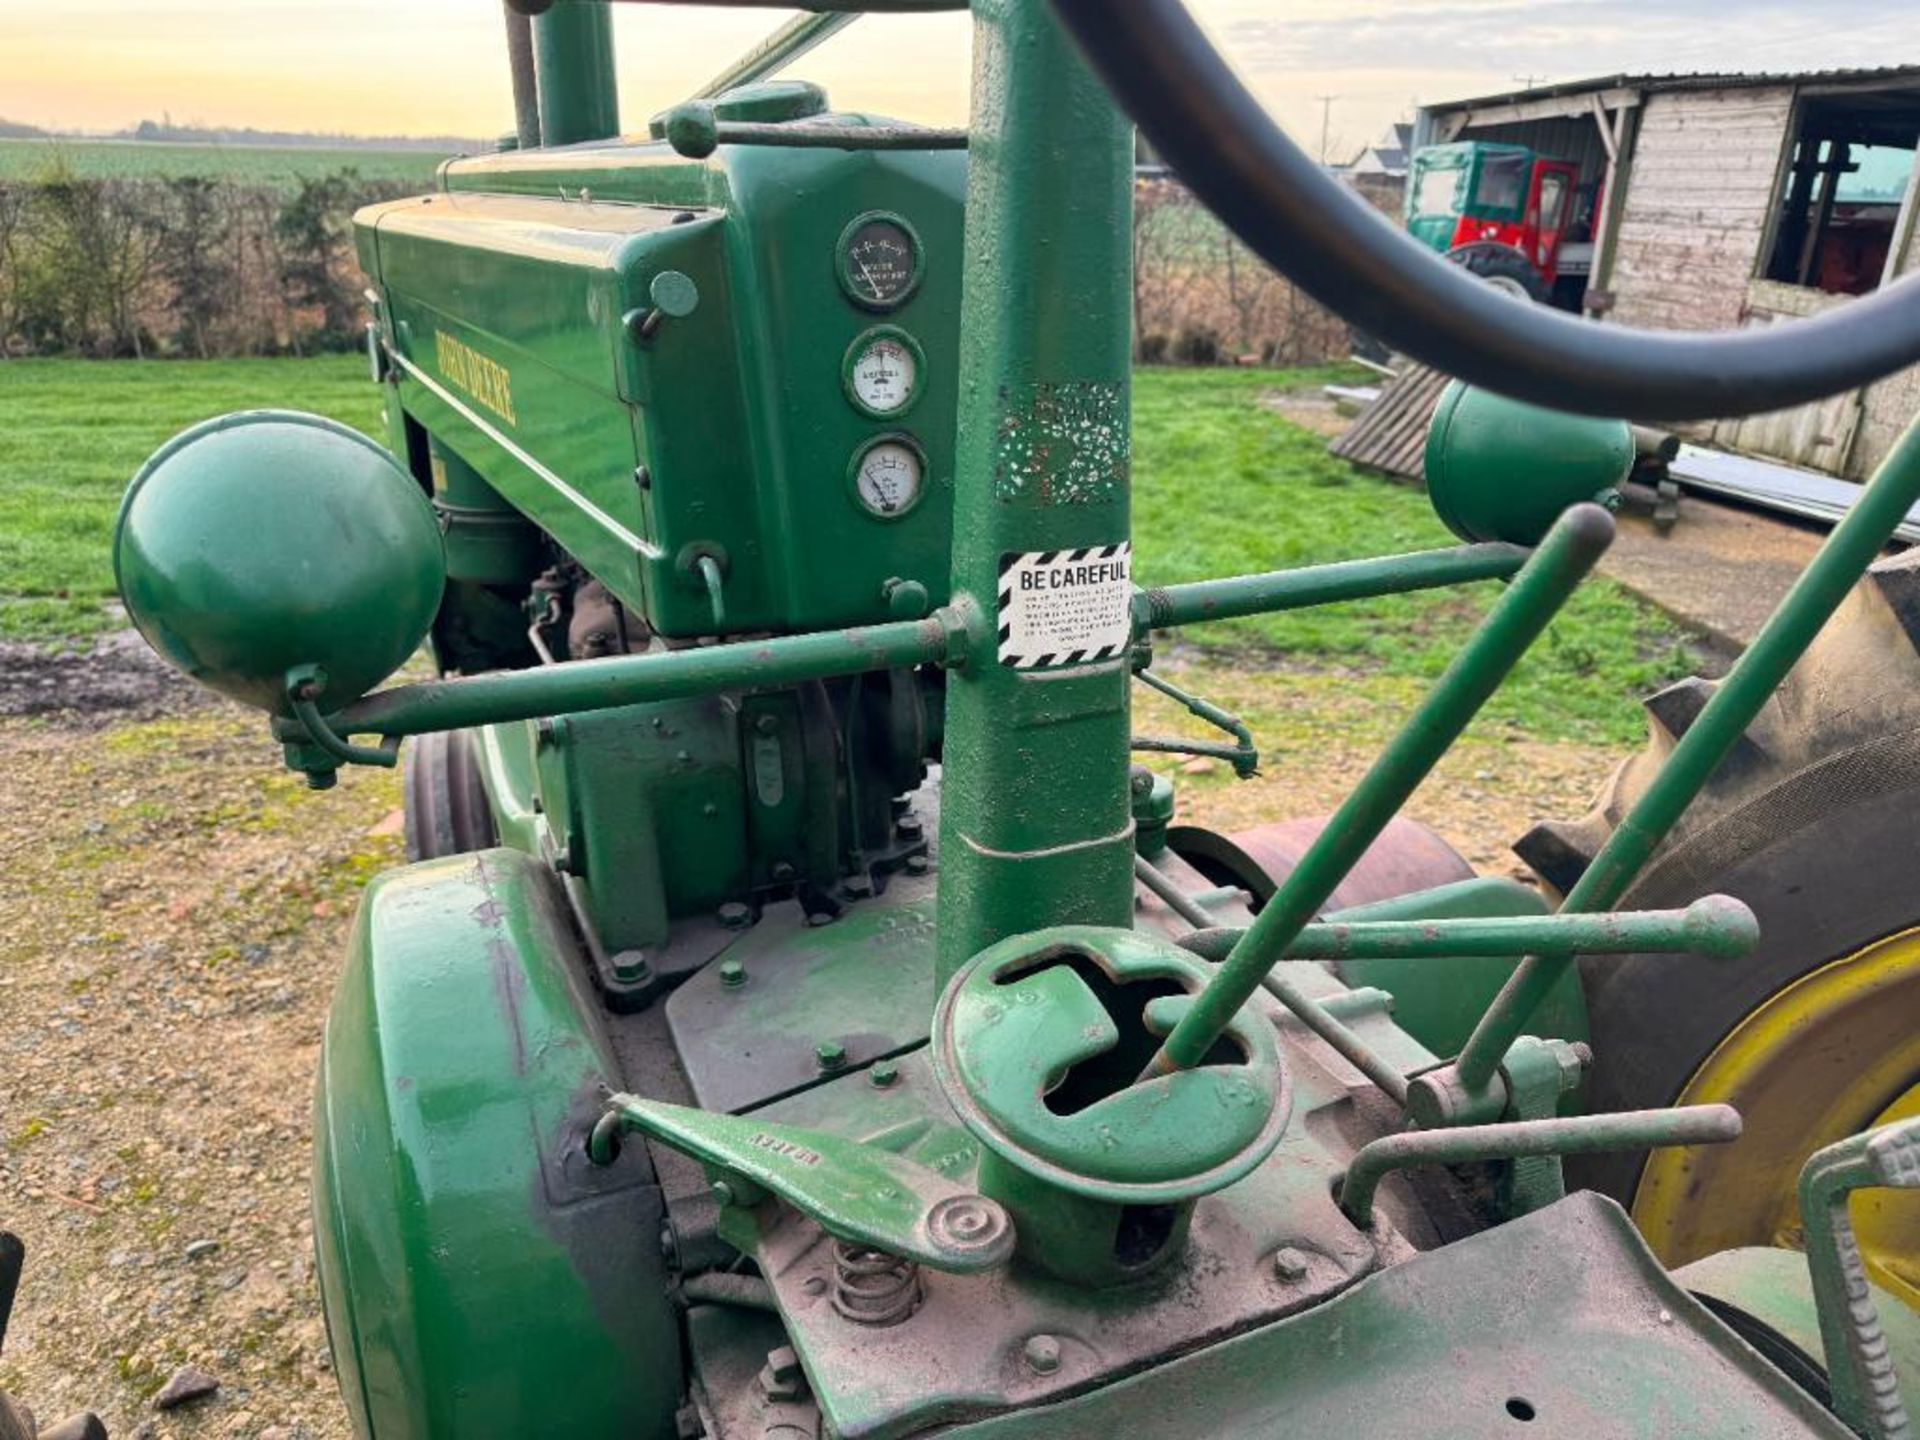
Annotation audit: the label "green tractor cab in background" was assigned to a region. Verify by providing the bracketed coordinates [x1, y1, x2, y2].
[1407, 141, 1592, 308]
[108, 0, 1920, 1436]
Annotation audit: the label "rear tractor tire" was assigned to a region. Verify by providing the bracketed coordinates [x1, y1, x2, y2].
[402, 728, 498, 862]
[1448, 242, 1550, 304]
[1517, 548, 1920, 1308]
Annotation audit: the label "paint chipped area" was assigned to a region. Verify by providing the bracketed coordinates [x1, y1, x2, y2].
[993, 380, 1129, 508]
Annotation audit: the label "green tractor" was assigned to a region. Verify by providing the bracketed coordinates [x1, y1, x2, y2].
[108, 1, 1920, 1435]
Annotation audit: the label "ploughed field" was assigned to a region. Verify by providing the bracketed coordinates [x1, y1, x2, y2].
[0, 358, 1687, 1433]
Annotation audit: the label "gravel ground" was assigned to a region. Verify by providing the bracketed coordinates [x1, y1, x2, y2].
[0, 649, 399, 1439]
[0, 641, 1626, 1435]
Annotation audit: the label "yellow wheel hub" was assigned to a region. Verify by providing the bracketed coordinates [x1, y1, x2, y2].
[1631, 926, 1920, 1309]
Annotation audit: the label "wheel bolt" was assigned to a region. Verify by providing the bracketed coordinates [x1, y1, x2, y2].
[1022, 1334, 1061, 1375]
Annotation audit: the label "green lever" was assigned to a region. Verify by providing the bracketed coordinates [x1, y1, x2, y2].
[1799, 1117, 1920, 1440]
[593, 1094, 1015, 1275]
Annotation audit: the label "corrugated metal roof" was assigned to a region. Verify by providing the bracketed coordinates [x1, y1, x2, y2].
[1427, 66, 1920, 116]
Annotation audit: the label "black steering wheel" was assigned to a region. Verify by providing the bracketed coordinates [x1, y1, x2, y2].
[1048, 0, 1920, 423]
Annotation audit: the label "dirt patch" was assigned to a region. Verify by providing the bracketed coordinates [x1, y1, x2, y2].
[1261, 387, 1354, 440]
[0, 631, 211, 727]
[1599, 493, 1831, 657]
[0, 703, 400, 1439]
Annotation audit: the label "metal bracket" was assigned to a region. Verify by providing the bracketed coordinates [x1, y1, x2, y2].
[1799, 1117, 1920, 1440]
[283, 665, 401, 785]
[592, 1094, 1015, 1275]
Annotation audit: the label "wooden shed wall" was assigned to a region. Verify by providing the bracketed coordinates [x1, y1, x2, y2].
[1609, 86, 1795, 332]
[1852, 242, 1920, 478]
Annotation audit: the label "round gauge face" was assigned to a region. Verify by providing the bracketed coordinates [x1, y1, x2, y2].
[846, 330, 921, 417]
[851, 439, 925, 520]
[839, 214, 922, 310]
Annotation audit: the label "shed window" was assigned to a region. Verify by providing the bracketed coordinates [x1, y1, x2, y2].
[1764, 91, 1920, 296]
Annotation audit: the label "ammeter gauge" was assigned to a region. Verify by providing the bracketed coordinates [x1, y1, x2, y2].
[849, 437, 926, 520]
[844, 328, 924, 417]
[837, 212, 923, 311]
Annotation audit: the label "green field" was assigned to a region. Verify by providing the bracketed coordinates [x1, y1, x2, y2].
[0, 138, 450, 184]
[0, 358, 1690, 744]
[0, 358, 385, 643]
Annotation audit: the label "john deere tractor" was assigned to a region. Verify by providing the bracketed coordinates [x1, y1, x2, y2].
[106, 2, 1920, 1436]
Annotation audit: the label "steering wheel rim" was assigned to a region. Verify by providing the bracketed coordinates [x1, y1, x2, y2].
[1047, 0, 1920, 423]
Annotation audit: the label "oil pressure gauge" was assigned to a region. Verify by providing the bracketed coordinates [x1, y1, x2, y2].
[837, 212, 923, 311]
[844, 327, 924, 418]
[849, 436, 926, 520]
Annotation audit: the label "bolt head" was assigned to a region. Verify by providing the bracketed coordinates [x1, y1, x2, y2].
[611, 951, 651, 984]
[712, 1179, 737, 1208]
[1273, 1246, 1309, 1283]
[816, 1040, 848, 1071]
[806, 910, 835, 928]
[1022, 1334, 1062, 1375]
[717, 901, 752, 929]
[904, 854, 931, 877]
[870, 1060, 900, 1088]
[718, 959, 747, 989]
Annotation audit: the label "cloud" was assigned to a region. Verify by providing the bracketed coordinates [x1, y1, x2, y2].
[1215, 0, 1920, 88]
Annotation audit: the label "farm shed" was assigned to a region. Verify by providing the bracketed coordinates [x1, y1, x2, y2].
[1413, 68, 1920, 479]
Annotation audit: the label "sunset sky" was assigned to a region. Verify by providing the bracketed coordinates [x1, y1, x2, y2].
[4, 2, 1920, 155]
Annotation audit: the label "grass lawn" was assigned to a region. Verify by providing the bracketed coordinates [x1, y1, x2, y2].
[1133, 366, 1692, 744]
[0, 357, 385, 643]
[0, 356, 1690, 745]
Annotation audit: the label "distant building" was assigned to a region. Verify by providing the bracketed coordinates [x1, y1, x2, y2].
[1415, 69, 1920, 478]
[1345, 123, 1414, 180]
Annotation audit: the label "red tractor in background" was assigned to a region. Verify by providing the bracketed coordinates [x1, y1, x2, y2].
[1406, 141, 1595, 309]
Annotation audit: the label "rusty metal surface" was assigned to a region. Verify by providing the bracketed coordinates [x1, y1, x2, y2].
[729, 990, 1446, 1440]
[948, 1191, 1852, 1440]
[1172, 814, 1475, 914]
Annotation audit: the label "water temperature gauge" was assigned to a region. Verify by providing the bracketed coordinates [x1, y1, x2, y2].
[844, 328, 923, 418]
[837, 212, 923, 311]
[849, 436, 926, 520]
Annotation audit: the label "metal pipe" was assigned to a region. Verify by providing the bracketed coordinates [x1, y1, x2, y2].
[692, 12, 858, 100]
[1134, 854, 1214, 929]
[703, 123, 967, 150]
[1142, 504, 1615, 1081]
[1454, 415, 1920, 1091]
[1136, 543, 1527, 632]
[534, 1, 619, 146]
[680, 1272, 780, 1312]
[325, 616, 953, 738]
[1338, 1105, 1742, 1226]
[503, 0, 543, 149]
[1132, 667, 1256, 776]
[1260, 969, 1411, 1105]
[1178, 895, 1758, 964]
[932, 0, 1138, 984]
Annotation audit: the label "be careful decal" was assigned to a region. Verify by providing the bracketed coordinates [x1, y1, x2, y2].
[997, 544, 1133, 669]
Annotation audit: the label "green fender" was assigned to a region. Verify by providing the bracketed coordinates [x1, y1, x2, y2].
[313, 848, 682, 1439]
